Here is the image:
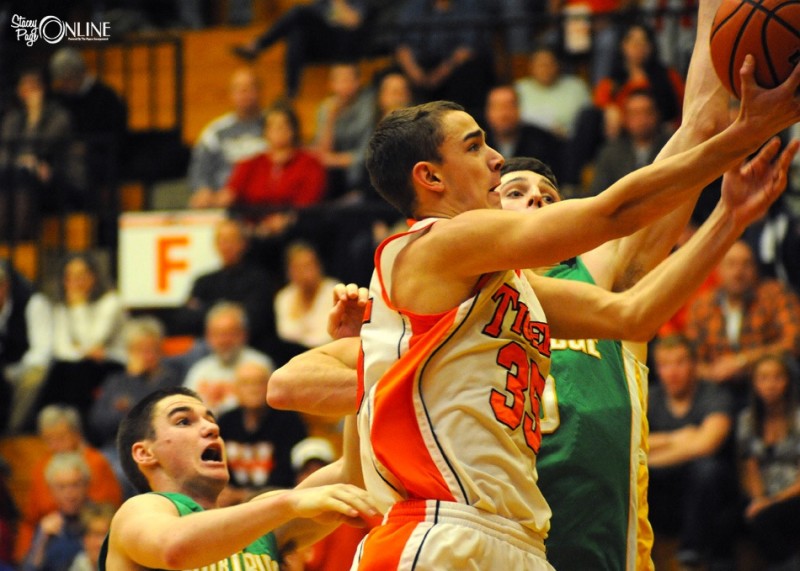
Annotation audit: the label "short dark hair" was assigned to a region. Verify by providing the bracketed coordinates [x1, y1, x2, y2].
[117, 387, 201, 494]
[366, 100, 464, 218]
[265, 100, 302, 147]
[500, 156, 559, 190]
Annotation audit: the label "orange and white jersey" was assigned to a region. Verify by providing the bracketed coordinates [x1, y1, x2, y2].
[357, 218, 553, 537]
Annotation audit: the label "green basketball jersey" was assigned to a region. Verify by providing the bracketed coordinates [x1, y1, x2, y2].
[99, 492, 280, 570]
[540, 257, 650, 571]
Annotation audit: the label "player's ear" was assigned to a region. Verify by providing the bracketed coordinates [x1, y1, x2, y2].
[132, 441, 158, 467]
[412, 161, 444, 193]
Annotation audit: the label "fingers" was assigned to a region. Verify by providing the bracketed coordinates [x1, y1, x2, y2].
[333, 283, 368, 304]
[738, 54, 756, 101]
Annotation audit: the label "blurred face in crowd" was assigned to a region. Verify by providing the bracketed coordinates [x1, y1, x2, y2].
[206, 310, 246, 363]
[752, 358, 791, 409]
[128, 333, 162, 373]
[50, 467, 89, 516]
[233, 362, 270, 411]
[530, 49, 560, 87]
[485, 86, 521, 137]
[378, 73, 412, 116]
[42, 420, 82, 454]
[329, 64, 360, 101]
[287, 247, 323, 292]
[623, 93, 660, 142]
[17, 72, 45, 107]
[83, 514, 112, 566]
[215, 221, 247, 267]
[265, 109, 296, 151]
[64, 258, 96, 303]
[230, 69, 261, 117]
[718, 241, 758, 299]
[621, 26, 653, 67]
[654, 343, 696, 399]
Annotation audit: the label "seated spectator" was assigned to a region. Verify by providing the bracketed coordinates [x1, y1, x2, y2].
[374, 68, 414, 121]
[21, 452, 93, 571]
[395, 0, 494, 118]
[66, 502, 115, 571]
[188, 69, 267, 209]
[217, 361, 307, 503]
[49, 48, 128, 196]
[174, 218, 279, 357]
[183, 302, 273, 416]
[33, 253, 126, 423]
[214, 101, 326, 214]
[312, 63, 376, 201]
[14, 406, 122, 564]
[483, 85, 563, 179]
[0, 261, 51, 434]
[0, 68, 75, 239]
[686, 240, 800, 411]
[274, 242, 339, 350]
[87, 316, 181, 496]
[648, 335, 736, 569]
[737, 354, 800, 569]
[567, 21, 684, 187]
[514, 45, 591, 140]
[587, 89, 671, 196]
[232, 0, 368, 99]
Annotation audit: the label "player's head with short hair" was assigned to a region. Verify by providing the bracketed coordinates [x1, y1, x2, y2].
[117, 387, 202, 493]
[500, 157, 559, 190]
[367, 100, 465, 218]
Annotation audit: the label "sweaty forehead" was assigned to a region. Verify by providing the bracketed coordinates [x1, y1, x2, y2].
[442, 110, 480, 140]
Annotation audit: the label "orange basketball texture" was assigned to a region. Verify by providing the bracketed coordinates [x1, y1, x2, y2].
[709, 0, 800, 98]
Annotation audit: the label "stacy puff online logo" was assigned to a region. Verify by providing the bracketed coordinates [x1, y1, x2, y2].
[11, 14, 111, 46]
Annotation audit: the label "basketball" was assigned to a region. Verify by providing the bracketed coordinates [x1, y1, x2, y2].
[709, 0, 800, 98]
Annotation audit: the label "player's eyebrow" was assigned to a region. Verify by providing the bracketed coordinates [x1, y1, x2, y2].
[463, 128, 483, 142]
[167, 405, 217, 423]
[500, 176, 526, 187]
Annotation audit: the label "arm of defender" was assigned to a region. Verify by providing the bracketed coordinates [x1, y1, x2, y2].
[109, 481, 377, 569]
[532, 138, 797, 341]
[267, 337, 360, 416]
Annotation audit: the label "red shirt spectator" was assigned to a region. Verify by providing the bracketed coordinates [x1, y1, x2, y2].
[227, 149, 326, 207]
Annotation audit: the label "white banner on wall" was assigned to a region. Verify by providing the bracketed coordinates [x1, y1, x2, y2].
[118, 210, 225, 307]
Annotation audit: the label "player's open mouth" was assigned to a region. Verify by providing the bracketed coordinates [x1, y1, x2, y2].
[201, 443, 223, 463]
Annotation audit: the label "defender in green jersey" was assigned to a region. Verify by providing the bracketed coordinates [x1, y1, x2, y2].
[101, 387, 379, 571]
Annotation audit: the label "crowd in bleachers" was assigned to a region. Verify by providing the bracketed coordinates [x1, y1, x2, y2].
[1, 0, 800, 569]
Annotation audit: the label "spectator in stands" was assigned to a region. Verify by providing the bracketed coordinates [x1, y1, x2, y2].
[483, 85, 564, 179]
[514, 46, 591, 143]
[274, 242, 339, 350]
[0, 261, 51, 434]
[88, 316, 181, 496]
[177, 218, 279, 358]
[312, 63, 376, 201]
[66, 502, 114, 571]
[217, 361, 307, 504]
[686, 240, 800, 410]
[742, 195, 800, 295]
[587, 89, 671, 196]
[15, 406, 121, 565]
[213, 101, 326, 214]
[232, 0, 368, 99]
[0, 68, 75, 239]
[567, 21, 684, 188]
[375, 69, 414, 121]
[49, 48, 128, 196]
[395, 0, 494, 118]
[183, 302, 273, 416]
[33, 253, 126, 423]
[648, 335, 737, 569]
[188, 69, 267, 209]
[736, 354, 800, 568]
[21, 452, 93, 571]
